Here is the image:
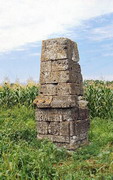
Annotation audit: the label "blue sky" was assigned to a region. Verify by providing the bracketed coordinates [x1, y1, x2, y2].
[0, 0, 113, 83]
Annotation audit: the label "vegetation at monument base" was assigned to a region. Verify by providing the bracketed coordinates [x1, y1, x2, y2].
[0, 80, 113, 179]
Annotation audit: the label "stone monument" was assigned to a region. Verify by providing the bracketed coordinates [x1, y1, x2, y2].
[34, 38, 90, 150]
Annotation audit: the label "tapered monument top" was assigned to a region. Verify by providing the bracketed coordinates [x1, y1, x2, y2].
[41, 37, 79, 62]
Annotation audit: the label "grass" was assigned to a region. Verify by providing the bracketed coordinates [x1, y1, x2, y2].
[0, 106, 113, 179]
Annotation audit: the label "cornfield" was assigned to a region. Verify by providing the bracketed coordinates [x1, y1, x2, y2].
[0, 82, 39, 107]
[0, 80, 113, 119]
[84, 80, 113, 119]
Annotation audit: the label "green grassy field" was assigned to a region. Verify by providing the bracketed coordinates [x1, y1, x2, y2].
[0, 80, 113, 179]
[0, 105, 113, 180]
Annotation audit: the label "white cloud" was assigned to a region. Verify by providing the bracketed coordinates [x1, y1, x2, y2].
[90, 24, 113, 41]
[0, 0, 113, 52]
[29, 52, 40, 56]
[15, 48, 27, 51]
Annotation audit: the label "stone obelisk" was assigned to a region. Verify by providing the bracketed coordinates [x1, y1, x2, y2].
[34, 38, 90, 150]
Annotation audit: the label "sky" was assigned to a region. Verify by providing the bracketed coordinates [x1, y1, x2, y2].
[0, 0, 113, 83]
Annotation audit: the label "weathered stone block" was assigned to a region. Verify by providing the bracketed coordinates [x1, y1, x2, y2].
[36, 108, 77, 122]
[37, 121, 70, 136]
[69, 61, 81, 73]
[60, 122, 70, 136]
[40, 61, 52, 73]
[51, 59, 81, 72]
[58, 71, 70, 83]
[51, 59, 69, 71]
[34, 95, 52, 108]
[77, 84, 84, 95]
[78, 108, 89, 120]
[40, 71, 60, 84]
[41, 38, 79, 61]
[35, 109, 48, 121]
[75, 120, 90, 135]
[40, 84, 57, 95]
[53, 135, 70, 143]
[59, 70, 82, 84]
[40, 71, 51, 84]
[51, 95, 77, 108]
[57, 83, 83, 95]
[55, 137, 88, 150]
[37, 122, 48, 134]
[71, 72, 83, 84]
[62, 108, 78, 121]
[40, 70, 83, 84]
[70, 132, 88, 142]
[48, 122, 60, 135]
[70, 121, 75, 136]
[57, 83, 73, 95]
[37, 134, 70, 143]
[46, 109, 62, 121]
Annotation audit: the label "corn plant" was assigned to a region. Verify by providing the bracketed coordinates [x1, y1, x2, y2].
[84, 83, 113, 119]
[0, 83, 39, 107]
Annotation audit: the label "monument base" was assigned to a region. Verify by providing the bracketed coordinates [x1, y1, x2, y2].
[35, 107, 90, 150]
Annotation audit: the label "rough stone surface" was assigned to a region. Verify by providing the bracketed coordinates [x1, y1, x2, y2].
[57, 83, 83, 96]
[51, 95, 77, 108]
[34, 37, 90, 150]
[41, 38, 79, 61]
[40, 84, 57, 96]
[40, 70, 83, 84]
